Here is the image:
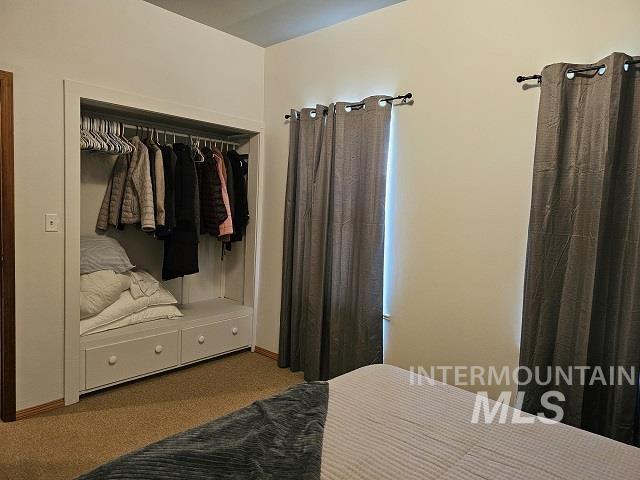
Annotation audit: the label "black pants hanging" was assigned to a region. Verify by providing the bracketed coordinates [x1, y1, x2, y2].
[162, 224, 199, 280]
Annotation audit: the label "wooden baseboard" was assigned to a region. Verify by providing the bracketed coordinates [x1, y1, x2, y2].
[16, 398, 64, 420]
[254, 346, 278, 362]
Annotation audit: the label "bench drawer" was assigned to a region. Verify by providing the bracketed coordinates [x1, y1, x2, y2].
[181, 315, 250, 363]
[85, 331, 179, 389]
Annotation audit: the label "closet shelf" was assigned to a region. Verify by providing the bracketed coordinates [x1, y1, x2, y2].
[81, 98, 252, 141]
[178, 298, 251, 322]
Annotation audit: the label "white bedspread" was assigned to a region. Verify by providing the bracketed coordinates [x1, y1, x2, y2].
[322, 364, 640, 479]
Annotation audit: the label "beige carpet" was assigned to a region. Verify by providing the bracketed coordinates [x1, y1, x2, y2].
[0, 351, 303, 479]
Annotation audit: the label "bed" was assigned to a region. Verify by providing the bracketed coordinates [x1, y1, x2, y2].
[79, 364, 640, 479]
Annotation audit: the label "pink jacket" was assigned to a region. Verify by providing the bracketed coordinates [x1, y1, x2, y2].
[213, 149, 234, 237]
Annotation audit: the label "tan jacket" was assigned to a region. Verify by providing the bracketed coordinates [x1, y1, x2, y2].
[148, 141, 165, 227]
[95, 154, 126, 232]
[96, 137, 155, 232]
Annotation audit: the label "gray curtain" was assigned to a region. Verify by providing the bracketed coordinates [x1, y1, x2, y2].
[520, 52, 640, 444]
[279, 96, 391, 381]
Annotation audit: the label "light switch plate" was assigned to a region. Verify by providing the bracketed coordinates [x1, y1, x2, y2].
[45, 213, 59, 232]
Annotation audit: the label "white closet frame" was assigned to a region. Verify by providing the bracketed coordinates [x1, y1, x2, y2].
[63, 80, 265, 405]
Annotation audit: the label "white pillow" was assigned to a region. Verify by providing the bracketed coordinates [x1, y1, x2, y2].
[79, 285, 178, 335]
[81, 304, 183, 336]
[80, 270, 130, 319]
[81, 235, 134, 274]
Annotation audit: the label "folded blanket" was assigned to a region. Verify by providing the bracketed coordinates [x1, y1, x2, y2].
[127, 269, 160, 299]
[80, 285, 179, 336]
[81, 304, 183, 336]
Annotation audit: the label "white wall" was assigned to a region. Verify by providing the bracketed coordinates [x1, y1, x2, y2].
[0, 0, 264, 410]
[260, 0, 640, 397]
[3, 0, 639, 410]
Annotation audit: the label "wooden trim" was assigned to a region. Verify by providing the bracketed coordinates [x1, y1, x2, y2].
[15, 399, 64, 421]
[254, 346, 278, 362]
[0, 70, 15, 422]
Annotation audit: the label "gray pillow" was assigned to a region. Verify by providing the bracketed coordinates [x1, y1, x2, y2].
[80, 235, 134, 275]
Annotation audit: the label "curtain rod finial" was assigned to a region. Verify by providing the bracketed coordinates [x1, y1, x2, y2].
[516, 74, 542, 84]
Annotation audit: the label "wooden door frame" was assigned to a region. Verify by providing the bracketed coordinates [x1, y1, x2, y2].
[0, 70, 15, 422]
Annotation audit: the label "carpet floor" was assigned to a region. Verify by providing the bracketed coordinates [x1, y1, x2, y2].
[0, 351, 303, 479]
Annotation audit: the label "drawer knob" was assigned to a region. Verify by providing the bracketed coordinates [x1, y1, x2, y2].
[198, 335, 206, 344]
[108, 355, 118, 365]
[155, 345, 163, 354]
[232, 327, 239, 335]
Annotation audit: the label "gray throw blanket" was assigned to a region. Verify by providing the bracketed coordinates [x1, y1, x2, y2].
[78, 382, 328, 479]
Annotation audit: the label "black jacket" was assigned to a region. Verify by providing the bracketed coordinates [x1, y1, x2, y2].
[162, 143, 199, 280]
[173, 144, 199, 226]
[157, 145, 176, 237]
[227, 150, 249, 242]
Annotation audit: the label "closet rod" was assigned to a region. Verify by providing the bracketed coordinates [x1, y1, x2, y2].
[81, 113, 242, 146]
[517, 59, 640, 83]
[120, 124, 241, 147]
[284, 92, 413, 120]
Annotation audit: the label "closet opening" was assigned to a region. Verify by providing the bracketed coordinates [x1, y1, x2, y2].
[0, 70, 15, 422]
[80, 99, 253, 310]
[64, 82, 263, 405]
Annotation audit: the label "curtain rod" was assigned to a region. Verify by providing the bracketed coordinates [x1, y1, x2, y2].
[516, 59, 640, 84]
[284, 92, 413, 120]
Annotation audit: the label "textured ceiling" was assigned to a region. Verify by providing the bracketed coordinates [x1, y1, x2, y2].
[143, 0, 406, 47]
